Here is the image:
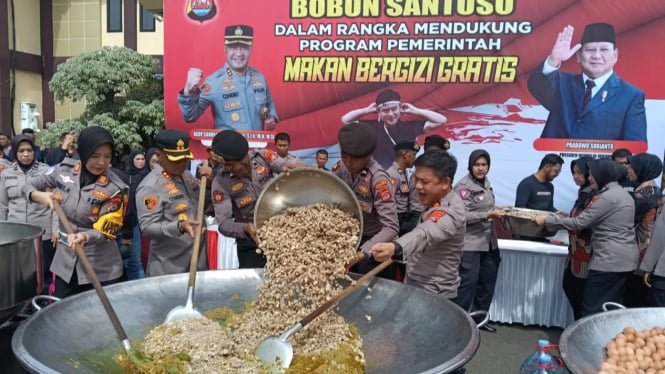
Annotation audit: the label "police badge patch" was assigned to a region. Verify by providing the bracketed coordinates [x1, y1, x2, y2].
[144, 196, 158, 211]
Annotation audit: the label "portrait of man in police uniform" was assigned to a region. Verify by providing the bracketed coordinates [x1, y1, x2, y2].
[178, 24, 279, 131]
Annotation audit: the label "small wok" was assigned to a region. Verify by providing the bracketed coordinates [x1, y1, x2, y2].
[501, 208, 557, 238]
[559, 307, 665, 373]
[13, 270, 480, 374]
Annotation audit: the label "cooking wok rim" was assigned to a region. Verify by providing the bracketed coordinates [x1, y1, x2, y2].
[13, 269, 480, 374]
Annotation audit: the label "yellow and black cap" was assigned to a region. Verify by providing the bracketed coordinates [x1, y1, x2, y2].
[155, 129, 193, 161]
[225, 25, 253, 46]
[394, 141, 420, 153]
[424, 134, 450, 151]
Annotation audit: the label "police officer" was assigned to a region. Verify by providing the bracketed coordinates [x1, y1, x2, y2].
[24, 126, 128, 298]
[453, 149, 505, 331]
[423, 134, 451, 152]
[370, 150, 466, 301]
[274, 132, 303, 166]
[210, 130, 299, 268]
[135, 129, 210, 276]
[0, 135, 56, 292]
[332, 122, 399, 279]
[179, 24, 278, 131]
[387, 141, 423, 235]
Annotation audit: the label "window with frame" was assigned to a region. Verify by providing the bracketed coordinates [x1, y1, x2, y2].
[140, 5, 156, 32]
[107, 0, 122, 32]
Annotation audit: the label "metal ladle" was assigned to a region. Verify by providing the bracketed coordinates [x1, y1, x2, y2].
[165, 163, 208, 323]
[255, 258, 393, 371]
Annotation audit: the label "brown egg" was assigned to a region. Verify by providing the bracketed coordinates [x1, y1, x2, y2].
[625, 327, 638, 335]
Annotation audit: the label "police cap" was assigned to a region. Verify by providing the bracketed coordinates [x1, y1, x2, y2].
[225, 25, 253, 46]
[155, 129, 193, 161]
[338, 122, 377, 158]
[394, 141, 420, 153]
[212, 130, 248, 162]
[424, 134, 450, 151]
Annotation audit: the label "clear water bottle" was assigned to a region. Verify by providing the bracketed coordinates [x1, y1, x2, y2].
[529, 354, 555, 374]
[519, 339, 551, 374]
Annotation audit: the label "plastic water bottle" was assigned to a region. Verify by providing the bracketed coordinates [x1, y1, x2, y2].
[519, 339, 550, 374]
[529, 354, 555, 374]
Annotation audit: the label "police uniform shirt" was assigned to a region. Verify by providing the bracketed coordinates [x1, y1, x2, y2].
[0, 161, 56, 240]
[212, 149, 287, 239]
[386, 162, 423, 214]
[395, 190, 466, 299]
[0, 157, 12, 173]
[136, 163, 207, 276]
[639, 206, 665, 278]
[546, 181, 639, 273]
[22, 158, 127, 285]
[178, 64, 278, 131]
[333, 158, 399, 255]
[453, 174, 499, 252]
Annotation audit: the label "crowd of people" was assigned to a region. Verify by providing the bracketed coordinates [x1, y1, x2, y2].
[1, 122, 663, 329]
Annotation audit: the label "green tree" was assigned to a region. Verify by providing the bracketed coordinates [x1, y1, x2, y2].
[45, 46, 164, 164]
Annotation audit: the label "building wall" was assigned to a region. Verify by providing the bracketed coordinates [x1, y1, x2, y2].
[53, 0, 102, 57]
[13, 70, 43, 131]
[100, 0, 123, 47]
[1, 0, 164, 133]
[8, 0, 41, 55]
[137, 7, 163, 55]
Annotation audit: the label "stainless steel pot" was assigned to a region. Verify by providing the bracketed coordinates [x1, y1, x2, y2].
[13, 270, 480, 373]
[0, 222, 44, 324]
[559, 307, 665, 373]
[254, 168, 363, 248]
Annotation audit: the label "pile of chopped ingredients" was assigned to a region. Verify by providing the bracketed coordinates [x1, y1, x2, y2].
[121, 204, 362, 373]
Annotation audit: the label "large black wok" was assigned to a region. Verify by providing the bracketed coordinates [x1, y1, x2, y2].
[559, 307, 665, 373]
[13, 270, 479, 373]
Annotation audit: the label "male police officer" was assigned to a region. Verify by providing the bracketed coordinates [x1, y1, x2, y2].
[333, 122, 399, 279]
[211, 130, 300, 268]
[386, 141, 423, 235]
[136, 129, 210, 276]
[179, 24, 278, 131]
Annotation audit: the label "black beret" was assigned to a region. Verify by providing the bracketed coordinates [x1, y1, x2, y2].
[155, 129, 193, 161]
[581, 23, 616, 45]
[375, 89, 401, 107]
[225, 25, 253, 45]
[424, 134, 450, 151]
[394, 141, 420, 153]
[338, 122, 377, 158]
[212, 130, 248, 162]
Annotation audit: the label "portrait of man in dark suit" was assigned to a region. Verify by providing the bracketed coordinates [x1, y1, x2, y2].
[528, 23, 647, 142]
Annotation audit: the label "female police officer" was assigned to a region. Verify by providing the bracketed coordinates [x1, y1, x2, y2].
[24, 126, 128, 298]
[0, 135, 56, 293]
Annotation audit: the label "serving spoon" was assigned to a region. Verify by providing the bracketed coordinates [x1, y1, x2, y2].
[255, 258, 393, 371]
